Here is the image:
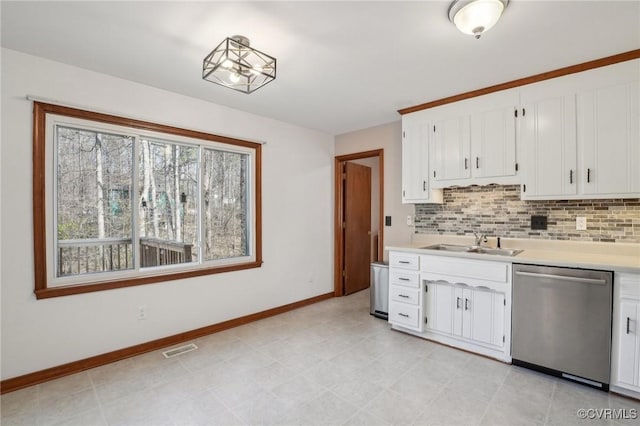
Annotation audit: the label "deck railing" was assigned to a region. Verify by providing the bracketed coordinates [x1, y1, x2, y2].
[57, 237, 193, 277]
[139, 238, 193, 267]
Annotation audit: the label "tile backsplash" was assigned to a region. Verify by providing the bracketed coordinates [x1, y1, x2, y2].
[414, 185, 640, 243]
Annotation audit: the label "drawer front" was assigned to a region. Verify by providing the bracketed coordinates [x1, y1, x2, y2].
[616, 272, 640, 299]
[422, 255, 509, 283]
[390, 286, 420, 305]
[390, 252, 420, 270]
[390, 270, 420, 288]
[389, 302, 421, 329]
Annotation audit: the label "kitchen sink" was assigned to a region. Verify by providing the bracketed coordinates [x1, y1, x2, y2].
[474, 247, 523, 256]
[421, 244, 523, 257]
[421, 244, 475, 252]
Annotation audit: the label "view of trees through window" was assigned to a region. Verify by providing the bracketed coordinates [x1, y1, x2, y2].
[55, 125, 250, 279]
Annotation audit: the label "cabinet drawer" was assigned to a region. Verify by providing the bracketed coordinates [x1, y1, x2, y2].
[389, 302, 421, 329]
[390, 270, 420, 288]
[390, 286, 420, 305]
[422, 255, 509, 283]
[390, 252, 420, 270]
[617, 273, 640, 299]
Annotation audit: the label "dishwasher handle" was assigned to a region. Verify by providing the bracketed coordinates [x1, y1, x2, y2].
[514, 270, 607, 285]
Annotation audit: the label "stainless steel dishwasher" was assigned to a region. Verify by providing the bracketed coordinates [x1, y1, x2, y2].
[512, 264, 613, 391]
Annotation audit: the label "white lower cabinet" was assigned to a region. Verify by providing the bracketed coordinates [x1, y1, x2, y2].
[388, 252, 511, 362]
[611, 272, 640, 398]
[422, 256, 511, 362]
[388, 252, 424, 333]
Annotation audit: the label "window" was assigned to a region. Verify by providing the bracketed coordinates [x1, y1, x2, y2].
[33, 102, 262, 298]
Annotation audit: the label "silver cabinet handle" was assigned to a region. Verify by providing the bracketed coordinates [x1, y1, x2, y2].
[514, 271, 606, 285]
[464, 298, 470, 311]
[399, 261, 410, 264]
[569, 169, 573, 184]
[398, 313, 409, 318]
[464, 158, 469, 170]
[456, 297, 461, 309]
[423, 181, 426, 191]
[398, 294, 410, 299]
[476, 157, 479, 169]
[587, 168, 591, 183]
[627, 317, 631, 334]
[398, 277, 410, 281]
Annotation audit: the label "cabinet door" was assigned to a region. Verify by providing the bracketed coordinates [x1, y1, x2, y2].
[617, 300, 640, 387]
[402, 116, 440, 203]
[467, 289, 505, 348]
[471, 106, 517, 178]
[521, 95, 577, 198]
[578, 81, 640, 196]
[433, 116, 471, 181]
[402, 117, 423, 201]
[426, 281, 456, 335]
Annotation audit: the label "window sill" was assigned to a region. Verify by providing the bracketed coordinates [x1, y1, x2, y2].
[35, 260, 263, 299]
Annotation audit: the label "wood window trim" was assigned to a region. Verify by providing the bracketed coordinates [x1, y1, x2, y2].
[397, 49, 640, 115]
[33, 101, 263, 299]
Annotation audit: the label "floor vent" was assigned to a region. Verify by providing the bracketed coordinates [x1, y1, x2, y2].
[162, 343, 198, 358]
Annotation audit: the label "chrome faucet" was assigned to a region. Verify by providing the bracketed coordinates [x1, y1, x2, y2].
[473, 231, 488, 246]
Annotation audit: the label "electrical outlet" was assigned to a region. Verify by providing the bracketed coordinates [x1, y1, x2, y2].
[138, 305, 147, 320]
[576, 217, 587, 231]
[406, 215, 413, 226]
[531, 215, 547, 230]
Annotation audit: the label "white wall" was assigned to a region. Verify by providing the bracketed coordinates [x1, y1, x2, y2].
[0, 48, 334, 380]
[335, 121, 414, 261]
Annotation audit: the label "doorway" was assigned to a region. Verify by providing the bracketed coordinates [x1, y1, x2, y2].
[334, 149, 384, 296]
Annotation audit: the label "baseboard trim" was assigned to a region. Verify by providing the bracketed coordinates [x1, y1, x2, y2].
[0, 291, 334, 394]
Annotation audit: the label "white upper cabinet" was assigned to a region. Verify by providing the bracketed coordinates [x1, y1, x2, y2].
[430, 90, 519, 187]
[401, 58, 639, 199]
[578, 81, 640, 196]
[401, 112, 443, 204]
[520, 94, 578, 198]
[433, 115, 471, 181]
[471, 105, 517, 179]
[521, 59, 640, 200]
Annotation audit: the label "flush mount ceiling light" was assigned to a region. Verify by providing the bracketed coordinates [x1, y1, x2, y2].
[202, 35, 276, 94]
[448, 0, 509, 39]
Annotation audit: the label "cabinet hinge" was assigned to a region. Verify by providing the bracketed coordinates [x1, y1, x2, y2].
[515, 163, 519, 172]
[342, 222, 346, 229]
[342, 270, 346, 277]
[342, 173, 346, 180]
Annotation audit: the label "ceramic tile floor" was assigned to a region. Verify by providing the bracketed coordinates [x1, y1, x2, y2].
[2, 289, 640, 426]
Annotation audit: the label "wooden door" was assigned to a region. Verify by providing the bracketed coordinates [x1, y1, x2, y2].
[343, 162, 371, 295]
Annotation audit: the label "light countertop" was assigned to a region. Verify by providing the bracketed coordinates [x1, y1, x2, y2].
[387, 235, 640, 274]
